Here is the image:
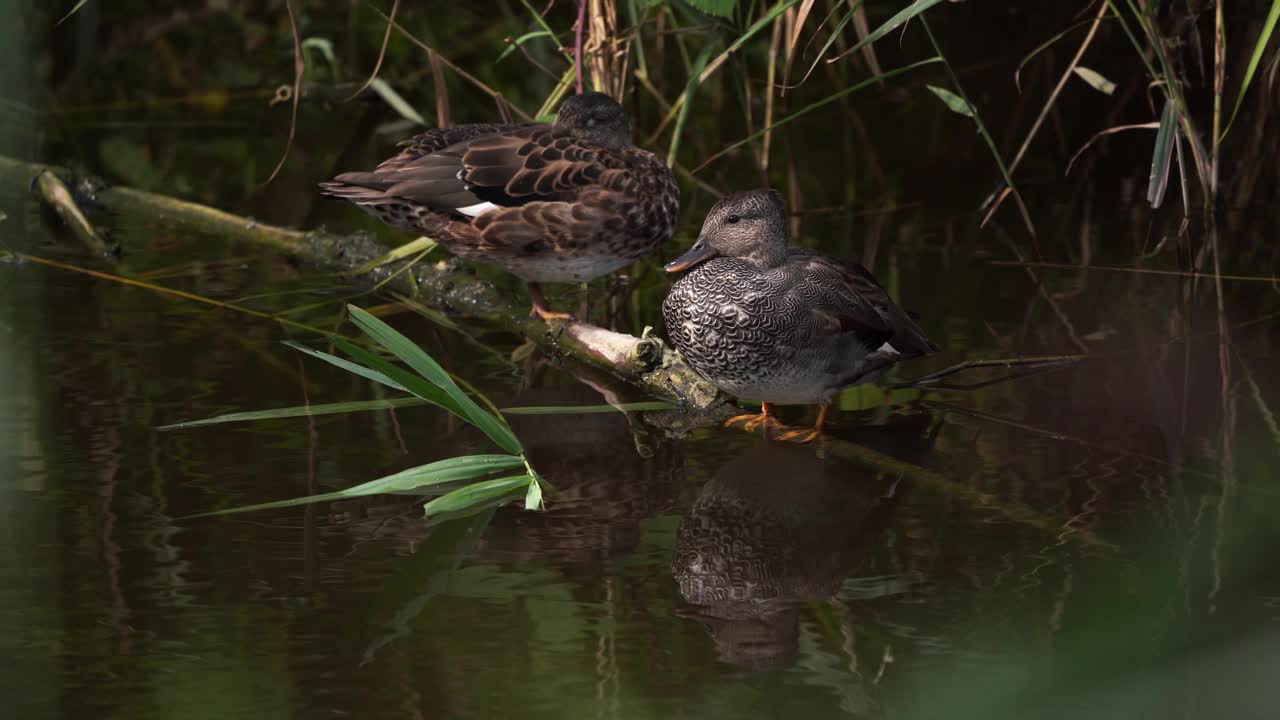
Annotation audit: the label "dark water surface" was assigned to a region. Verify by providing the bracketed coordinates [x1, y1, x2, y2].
[6, 214, 1279, 719]
[5, 3, 1280, 718]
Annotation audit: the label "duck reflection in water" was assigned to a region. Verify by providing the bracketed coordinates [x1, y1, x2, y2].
[482, 381, 684, 566]
[672, 416, 935, 672]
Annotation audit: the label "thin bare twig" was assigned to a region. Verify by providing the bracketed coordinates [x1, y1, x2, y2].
[344, 0, 401, 102]
[986, 1, 1108, 225]
[988, 260, 1280, 283]
[779, 0, 817, 95]
[375, 6, 533, 121]
[922, 401, 1208, 475]
[1065, 122, 1159, 175]
[889, 356, 1083, 389]
[263, 0, 304, 185]
[575, 0, 588, 93]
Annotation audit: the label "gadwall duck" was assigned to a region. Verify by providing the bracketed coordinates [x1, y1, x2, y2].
[321, 92, 680, 319]
[662, 189, 938, 441]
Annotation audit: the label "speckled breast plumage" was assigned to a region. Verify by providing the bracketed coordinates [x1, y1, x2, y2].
[662, 256, 876, 404]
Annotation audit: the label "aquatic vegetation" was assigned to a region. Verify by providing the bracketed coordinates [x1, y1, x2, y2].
[169, 304, 546, 520]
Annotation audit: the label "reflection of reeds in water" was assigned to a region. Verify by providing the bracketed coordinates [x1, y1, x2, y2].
[673, 416, 936, 672]
[480, 386, 685, 565]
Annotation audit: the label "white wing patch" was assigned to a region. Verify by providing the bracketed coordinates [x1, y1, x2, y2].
[456, 201, 498, 217]
[876, 342, 900, 355]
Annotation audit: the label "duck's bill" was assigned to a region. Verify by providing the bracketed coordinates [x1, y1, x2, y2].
[664, 241, 717, 272]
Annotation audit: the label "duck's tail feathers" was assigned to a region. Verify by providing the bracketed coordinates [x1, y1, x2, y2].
[885, 308, 940, 358]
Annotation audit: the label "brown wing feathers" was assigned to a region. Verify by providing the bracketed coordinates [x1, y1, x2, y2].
[321, 125, 625, 218]
[462, 131, 613, 200]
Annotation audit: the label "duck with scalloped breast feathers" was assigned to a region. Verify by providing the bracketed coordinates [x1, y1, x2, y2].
[320, 92, 680, 320]
[662, 189, 939, 442]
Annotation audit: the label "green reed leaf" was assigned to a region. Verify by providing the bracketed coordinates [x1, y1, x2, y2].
[1073, 66, 1117, 95]
[1148, 99, 1177, 208]
[927, 84, 975, 117]
[497, 30, 555, 62]
[284, 340, 408, 391]
[524, 476, 544, 511]
[56, 0, 90, 26]
[352, 236, 438, 274]
[346, 305, 522, 453]
[157, 396, 428, 430]
[187, 455, 527, 518]
[370, 78, 427, 126]
[1221, 0, 1280, 139]
[667, 41, 716, 166]
[423, 475, 533, 519]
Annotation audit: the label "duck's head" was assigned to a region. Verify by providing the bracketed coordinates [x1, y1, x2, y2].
[555, 91, 631, 149]
[666, 189, 789, 272]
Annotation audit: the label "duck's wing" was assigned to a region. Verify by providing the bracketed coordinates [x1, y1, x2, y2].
[378, 123, 533, 170]
[794, 253, 939, 357]
[327, 125, 631, 221]
[320, 123, 531, 214]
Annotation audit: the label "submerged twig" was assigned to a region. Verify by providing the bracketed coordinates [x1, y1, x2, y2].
[889, 355, 1083, 390]
[720, 417, 1113, 549]
[922, 400, 1207, 477]
[988, 260, 1280, 283]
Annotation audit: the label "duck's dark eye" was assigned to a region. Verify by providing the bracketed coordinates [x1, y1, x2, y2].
[725, 215, 741, 224]
[586, 117, 598, 128]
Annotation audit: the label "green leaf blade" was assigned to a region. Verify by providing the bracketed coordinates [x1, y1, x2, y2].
[927, 84, 975, 117]
[56, 0, 90, 26]
[369, 78, 427, 126]
[1072, 66, 1116, 95]
[1148, 99, 1177, 208]
[1221, 0, 1280, 139]
[423, 475, 533, 519]
[668, 42, 717, 166]
[497, 30, 555, 62]
[284, 340, 408, 392]
[524, 476, 544, 511]
[851, 0, 946, 51]
[187, 455, 527, 518]
[346, 305, 522, 454]
[329, 337, 467, 417]
[157, 396, 428, 430]
[352, 237, 438, 275]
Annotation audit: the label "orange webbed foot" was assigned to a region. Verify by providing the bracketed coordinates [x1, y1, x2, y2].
[724, 413, 782, 433]
[775, 403, 831, 443]
[724, 402, 783, 436]
[775, 426, 823, 444]
[530, 304, 574, 322]
[527, 282, 574, 323]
